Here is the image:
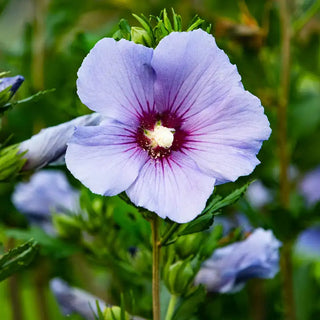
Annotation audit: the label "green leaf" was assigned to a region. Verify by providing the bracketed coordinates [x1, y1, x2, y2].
[2, 88, 55, 112]
[172, 8, 182, 31]
[92, 300, 105, 320]
[160, 184, 250, 245]
[172, 285, 206, 320]
[6, 227, 78, 258]
[154, 19, 170, 42]
[0, 240, 38, 282]
[206, 24, 212, 33]
[117, 19, 131, 40]
[120, 294, 126, 320]
[202, 182, 251, 215]
[132, 13, 154, 47]
[186, 15, 205, 31]
[178, 213, 214, 236]
[173, 183, 249, 237]
[162, 9, 173, 32]
[199, 224, 223, 260]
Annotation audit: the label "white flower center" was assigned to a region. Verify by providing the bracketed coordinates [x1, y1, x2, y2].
[147, 125, 174, 148]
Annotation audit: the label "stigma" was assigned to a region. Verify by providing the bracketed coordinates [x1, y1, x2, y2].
[146, 124, 175, 149]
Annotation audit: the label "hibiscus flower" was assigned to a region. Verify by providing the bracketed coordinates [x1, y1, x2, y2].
[66, 29, 271, 223]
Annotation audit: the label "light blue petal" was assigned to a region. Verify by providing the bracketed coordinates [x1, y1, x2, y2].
[12, 170, 79, 217]
[299, 166, 320, 206]
[246, 180, 272, 208]
[126, 152, 216, 223]
[152, 30, 241, 117]
[195, 228, 281, 293]
[77, 38, 155, 126]
[66, 122, 149, 196]
[19, 113, 102, 170]
[182, 87, 271, 184]
[295, 226, 320, 258]
[50, 278, 106, 320]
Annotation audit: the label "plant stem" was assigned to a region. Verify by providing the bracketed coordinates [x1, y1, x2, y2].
[281, 242, 295, 320]
[164, 294, 178, 320]
[7, 238, 23, 320]
[293, 0, 320, 32]
[248, 280, 266, 320]
[8, 275, 23, 320]
[151, 215, 160, 320]
[34, 263, 50, 320]
[278, 0, 291, 208]
[159, 223, 180, 247]
[32, 0, 48, 90]
[278, 1, 295, 320]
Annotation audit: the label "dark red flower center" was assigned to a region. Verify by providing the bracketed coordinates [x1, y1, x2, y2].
[136, 110, 188, 159]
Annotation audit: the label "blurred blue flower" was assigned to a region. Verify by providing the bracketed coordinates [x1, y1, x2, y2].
[50, 278, 106, 320]
[50, 278, 145, 320]
[0, 75, 24, 98]
[299, 166, 320, 206]
[295, 226, 320, 259]
[195, 228, 281, 293]
[19, 113, 102, 170]
[12, 170, 79, 231]
[66, 29, 271, 223]
[214, 213, 252, 235]
[246, 180, 272, 208]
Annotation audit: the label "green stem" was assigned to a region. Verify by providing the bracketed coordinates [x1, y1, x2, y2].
[8, 275, 23, 320]
[164, 295, 178, 320]
[293, 0, 320, 32]
[34, 263, 50, 320]
[159, 223, 180, 247]
[278, 1, 296, 320]
[151, 216, 160, 320]
[32, 0, 48, 90]
[281, 242, 296, 320]
[248, 280, 266, 320]
[278, 0, 291, 208]
[7, 239, 23, 320]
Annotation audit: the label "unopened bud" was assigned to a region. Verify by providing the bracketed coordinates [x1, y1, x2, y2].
[175, 233, 205, 259]
[164, 260, 195, 295]
[52, 214, 81, 239]
[0, 75, 24, 106]
[103, 306, 130, 320]
[131, 27, 153, 47]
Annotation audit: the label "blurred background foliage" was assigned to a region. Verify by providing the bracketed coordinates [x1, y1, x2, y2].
[0, 0, 320, 320]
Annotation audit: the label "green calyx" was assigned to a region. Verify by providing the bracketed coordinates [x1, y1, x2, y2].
[113, 8, 211, 49]
[103, 306, 130, 320]
[0, 144, 26, 182]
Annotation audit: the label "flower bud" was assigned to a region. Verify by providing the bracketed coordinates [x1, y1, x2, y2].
[0, 75, 24, 105]
[175, 233, 205, 259]
[52, 214, 81, 239]
[19, 113, 102, 170]
[131, 27, 153, 47]
[195, 228, 281, 293]
[103, 306, 130, 320]
[164, 260, 195, 295]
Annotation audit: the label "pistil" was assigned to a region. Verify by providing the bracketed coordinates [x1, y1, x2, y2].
[145, 124, 175, 149]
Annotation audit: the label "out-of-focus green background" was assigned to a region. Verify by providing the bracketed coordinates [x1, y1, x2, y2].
[0, 0, 320, 319]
